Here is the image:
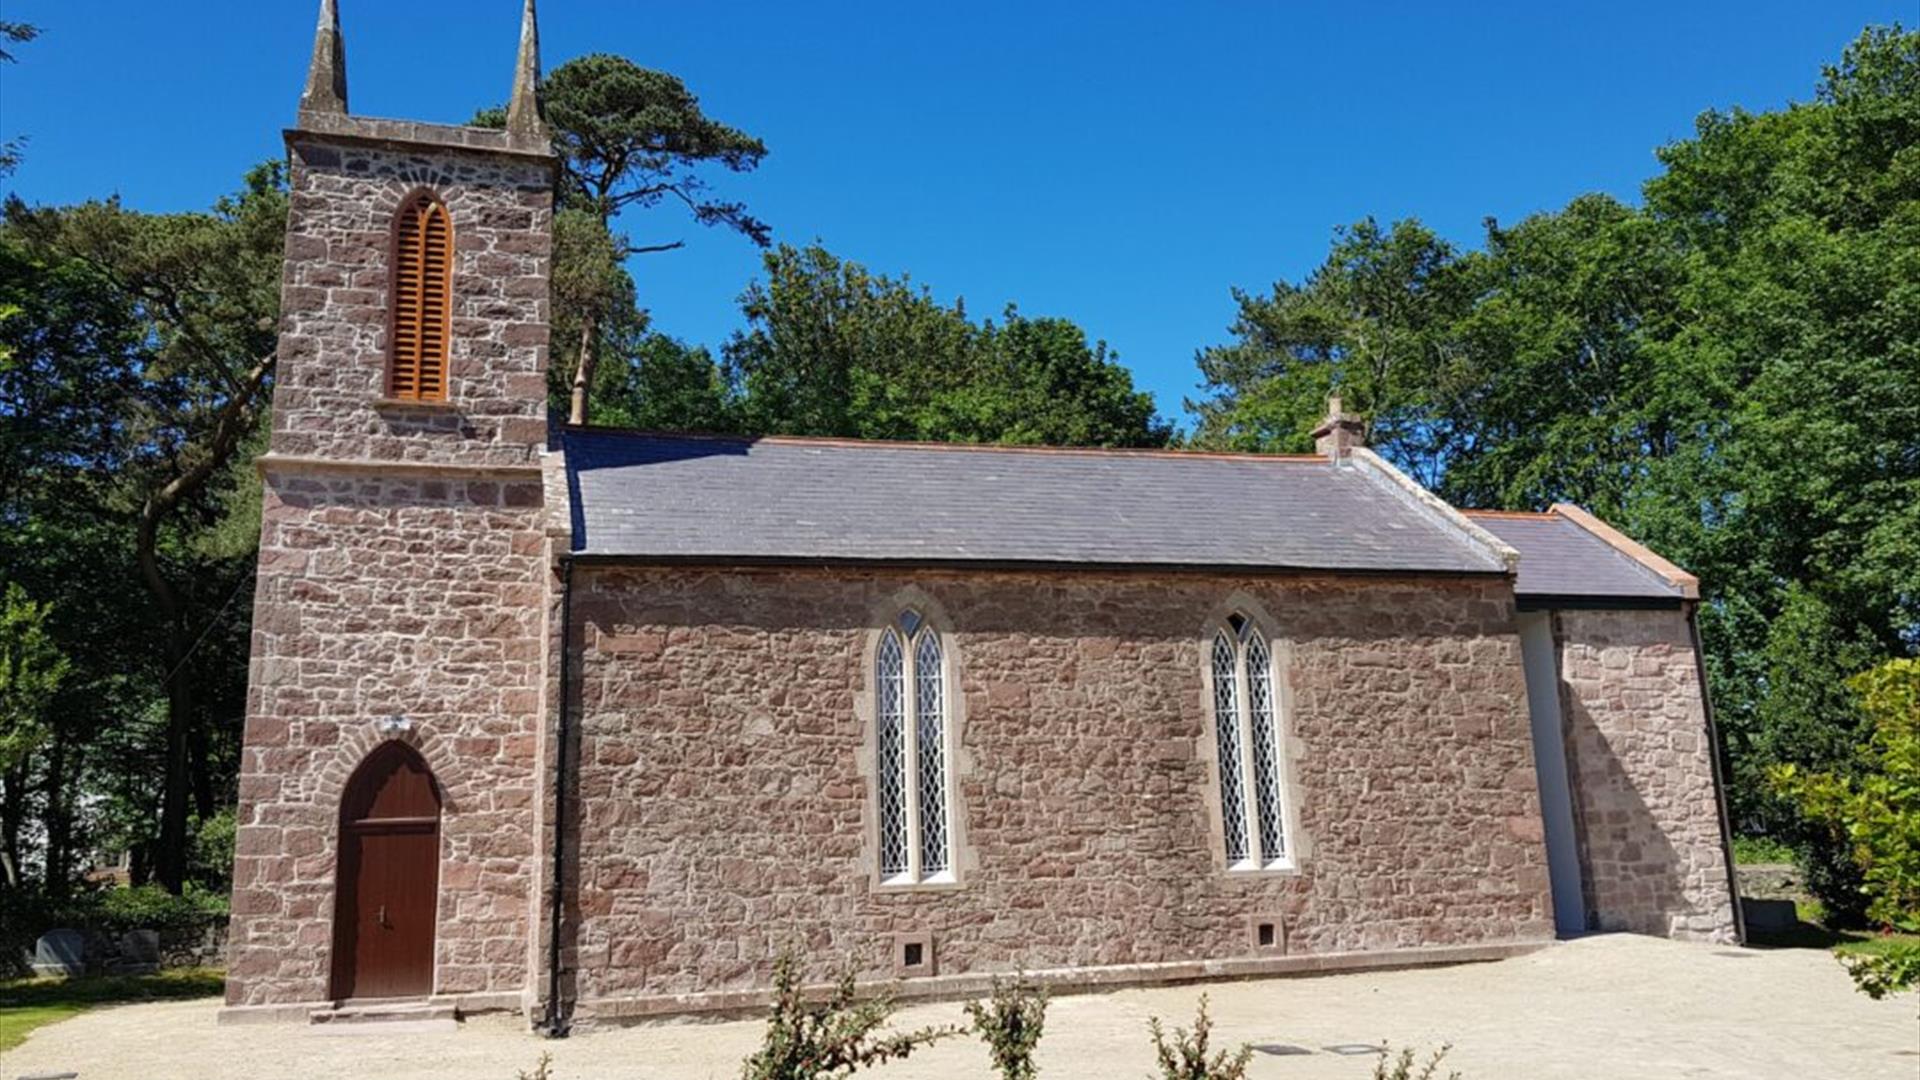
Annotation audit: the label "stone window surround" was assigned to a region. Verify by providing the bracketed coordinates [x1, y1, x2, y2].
[1197, 596, 1309, 877]
[854, 588, 974, 893]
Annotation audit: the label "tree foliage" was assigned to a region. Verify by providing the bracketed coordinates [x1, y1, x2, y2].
[725, 243, 1170, 446]
[482, 53, 770, 423]
[0, 584, 67, 775]
[1, 165, 283, 893]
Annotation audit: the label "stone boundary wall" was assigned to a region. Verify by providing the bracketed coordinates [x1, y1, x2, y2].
[1553, 608, 1737, 942]
[557, 566, 1555, 1016]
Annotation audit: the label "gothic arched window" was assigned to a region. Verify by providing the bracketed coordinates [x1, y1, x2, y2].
[875, 609, 953, 884]
[1210, 613, 1295, 870]
[388, 192, 453, 401]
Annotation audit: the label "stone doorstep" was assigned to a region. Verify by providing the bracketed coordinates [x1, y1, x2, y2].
[308, 999, 459, 1031]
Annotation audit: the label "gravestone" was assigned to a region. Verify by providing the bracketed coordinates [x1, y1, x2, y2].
[31, 929, 85, 976]
[114, 928, 161, 974]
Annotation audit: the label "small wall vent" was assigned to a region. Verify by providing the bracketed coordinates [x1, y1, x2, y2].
[892, 931, 935, 977]
[1249, 915, 1285, 953]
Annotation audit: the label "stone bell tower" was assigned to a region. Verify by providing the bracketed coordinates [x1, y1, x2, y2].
[224, 0, 564, 1022]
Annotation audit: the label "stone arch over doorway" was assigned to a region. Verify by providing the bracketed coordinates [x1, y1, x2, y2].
[330, 741, 443, 1001]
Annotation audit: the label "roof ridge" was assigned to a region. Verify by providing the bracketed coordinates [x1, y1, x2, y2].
[563, 424, 1329, 465]
[1343, 449, 1519, 574]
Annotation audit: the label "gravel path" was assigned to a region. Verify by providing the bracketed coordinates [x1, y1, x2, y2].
[5, 936, 1916, 1080]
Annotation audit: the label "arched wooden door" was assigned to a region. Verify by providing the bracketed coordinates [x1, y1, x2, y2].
[331, 742, 442, 1000]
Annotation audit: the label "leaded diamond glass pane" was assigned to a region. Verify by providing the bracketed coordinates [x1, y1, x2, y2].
[914, 630, 950, 874]
[1245, 633, 1287, 863]
[1211, 633, 1251, 863]
[876, 630, 910, 877]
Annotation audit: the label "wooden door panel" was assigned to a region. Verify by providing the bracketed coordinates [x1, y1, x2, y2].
[345, 826, 439, 999]
[331, 742, 443, 1001]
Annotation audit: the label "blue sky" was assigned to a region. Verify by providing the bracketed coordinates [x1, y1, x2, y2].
[1, 1, 1906, 424]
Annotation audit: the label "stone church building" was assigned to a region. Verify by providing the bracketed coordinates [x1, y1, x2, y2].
[223, 1, 1741, 1026]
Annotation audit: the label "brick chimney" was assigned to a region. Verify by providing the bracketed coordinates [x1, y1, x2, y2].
[1311, 395, 1365, 461]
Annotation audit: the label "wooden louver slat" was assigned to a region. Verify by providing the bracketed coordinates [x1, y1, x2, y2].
[389, 196, 452, 401]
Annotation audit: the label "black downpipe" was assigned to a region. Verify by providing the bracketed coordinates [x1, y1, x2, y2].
[543, 556, 575, 1036]
[1687, 602, 1747, 945]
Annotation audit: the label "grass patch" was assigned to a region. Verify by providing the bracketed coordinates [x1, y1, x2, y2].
[1731, 835, 1795, 864]
[0, 968, 223, 1052]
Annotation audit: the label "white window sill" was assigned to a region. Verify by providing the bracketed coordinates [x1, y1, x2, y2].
[1226, 857, 1298, 874]
[878, 869, 960, 890]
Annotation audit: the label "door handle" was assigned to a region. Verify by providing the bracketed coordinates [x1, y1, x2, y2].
[378, 904, 388, 928]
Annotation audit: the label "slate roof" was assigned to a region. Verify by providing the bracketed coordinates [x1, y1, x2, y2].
[562, 429, 1508, 574]
[1466, 510, 1688, 602]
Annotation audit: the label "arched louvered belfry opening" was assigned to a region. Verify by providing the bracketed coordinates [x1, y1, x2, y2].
[388, 192, 453, 401]
[330, 741, 442, 1000]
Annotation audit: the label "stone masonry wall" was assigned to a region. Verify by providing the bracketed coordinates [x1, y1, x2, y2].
[564, 567, 1555, 1009]
[272, 136, 552, 469]
[225, 471, 550, 1008]
[1554, 608, 1736, 942]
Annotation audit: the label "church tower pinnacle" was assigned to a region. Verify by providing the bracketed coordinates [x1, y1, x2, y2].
[506, 0, 549, 139]
[298, 0, 348, 118]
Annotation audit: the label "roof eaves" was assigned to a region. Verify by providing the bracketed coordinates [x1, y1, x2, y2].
[1548, 504, 1700, 600]
[1346, 448, 1520, 574]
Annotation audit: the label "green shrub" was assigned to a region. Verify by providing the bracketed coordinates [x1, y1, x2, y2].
[517, 1052, 555, 1080]
[740, 948, 959, 1080]
[189, 810, 237, 890]
[1372, 1045, 1459, 1080]
[1147, 995, 1252, 1080]
[964, 973, 1047, 1080]
[1841, 940, 1920, 1003]
[93, 884, 228, 935]
[1773, 658, 1920, 994]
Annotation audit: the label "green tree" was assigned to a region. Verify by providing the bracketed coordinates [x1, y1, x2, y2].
[947, 312, 1170, 448]
[594, 332, 734, 433]
[5, 164, 285, 893]
[0, 584, 69, 887]
[1187, 218, 1471, 486]
[1638, 26, 1920, 896]
[483, 54, 769, 424]
[725, 243, 977, 439]
[0, 227, 159, 893]
[726, 243, 1169, 446]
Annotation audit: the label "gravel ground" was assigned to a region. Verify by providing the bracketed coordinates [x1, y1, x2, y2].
[5, 935, 1916, 1080]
